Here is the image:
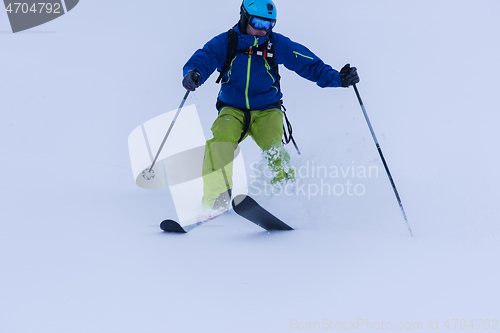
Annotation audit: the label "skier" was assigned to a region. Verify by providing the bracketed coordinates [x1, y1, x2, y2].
[182, 0, 360, 211]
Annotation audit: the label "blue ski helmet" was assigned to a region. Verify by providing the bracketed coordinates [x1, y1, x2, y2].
[239, 0, 277, 33]
[241, 0, 277, 20]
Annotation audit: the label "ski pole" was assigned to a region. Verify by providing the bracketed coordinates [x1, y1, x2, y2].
[352, 84, 413, 237]
[142, 90, 190, 180]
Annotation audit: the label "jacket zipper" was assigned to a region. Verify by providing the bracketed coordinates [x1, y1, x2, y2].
[245, 37, 259, 109]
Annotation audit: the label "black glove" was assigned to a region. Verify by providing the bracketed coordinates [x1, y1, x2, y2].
[339, 64, 359, 87]
[182, 70, 202, 91]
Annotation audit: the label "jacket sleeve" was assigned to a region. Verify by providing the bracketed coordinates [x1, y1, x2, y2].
[273, 33, 343, 88]
[183, 32, 228, 86]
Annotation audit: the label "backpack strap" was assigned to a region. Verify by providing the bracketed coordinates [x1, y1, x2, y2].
[281, 103, 301, 155]
[265, 32, 281, 86]
[216, 28, 238, 84]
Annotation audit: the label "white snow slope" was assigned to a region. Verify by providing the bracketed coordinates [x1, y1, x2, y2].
[1, 1, 499, 332]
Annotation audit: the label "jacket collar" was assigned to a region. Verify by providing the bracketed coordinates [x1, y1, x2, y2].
[233, 24, 270, 48]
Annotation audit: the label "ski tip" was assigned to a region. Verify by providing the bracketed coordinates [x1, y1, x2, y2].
[231, 194, 250, 209]
[160, 220, 187, 233]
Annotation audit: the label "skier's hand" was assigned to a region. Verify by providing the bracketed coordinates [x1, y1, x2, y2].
[339, 64, 359, 87]
[182, 70, 202, 91]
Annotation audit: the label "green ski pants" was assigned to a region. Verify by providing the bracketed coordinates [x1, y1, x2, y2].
[202, 106, 293, 208]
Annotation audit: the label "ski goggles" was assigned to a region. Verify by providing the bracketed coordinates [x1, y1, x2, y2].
[249, 16, 276, 32]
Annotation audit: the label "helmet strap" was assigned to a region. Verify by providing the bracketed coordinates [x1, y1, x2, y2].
[238, 3, 250, 34]
[238, 14, 248, 34]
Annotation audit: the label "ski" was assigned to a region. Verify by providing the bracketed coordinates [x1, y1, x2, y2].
[160, 214, 221, 233]
[161, 195, 292, 233]
[160, 219, 204, 233]
[231, 195, 293, 231]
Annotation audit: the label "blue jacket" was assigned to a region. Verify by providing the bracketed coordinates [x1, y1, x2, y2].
[183, 25, 343, 110]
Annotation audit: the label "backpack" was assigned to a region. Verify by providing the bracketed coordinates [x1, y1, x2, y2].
[215, 28, 300, 155]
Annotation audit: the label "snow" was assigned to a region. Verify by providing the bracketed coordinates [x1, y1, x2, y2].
[1, 0, 499, 332]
